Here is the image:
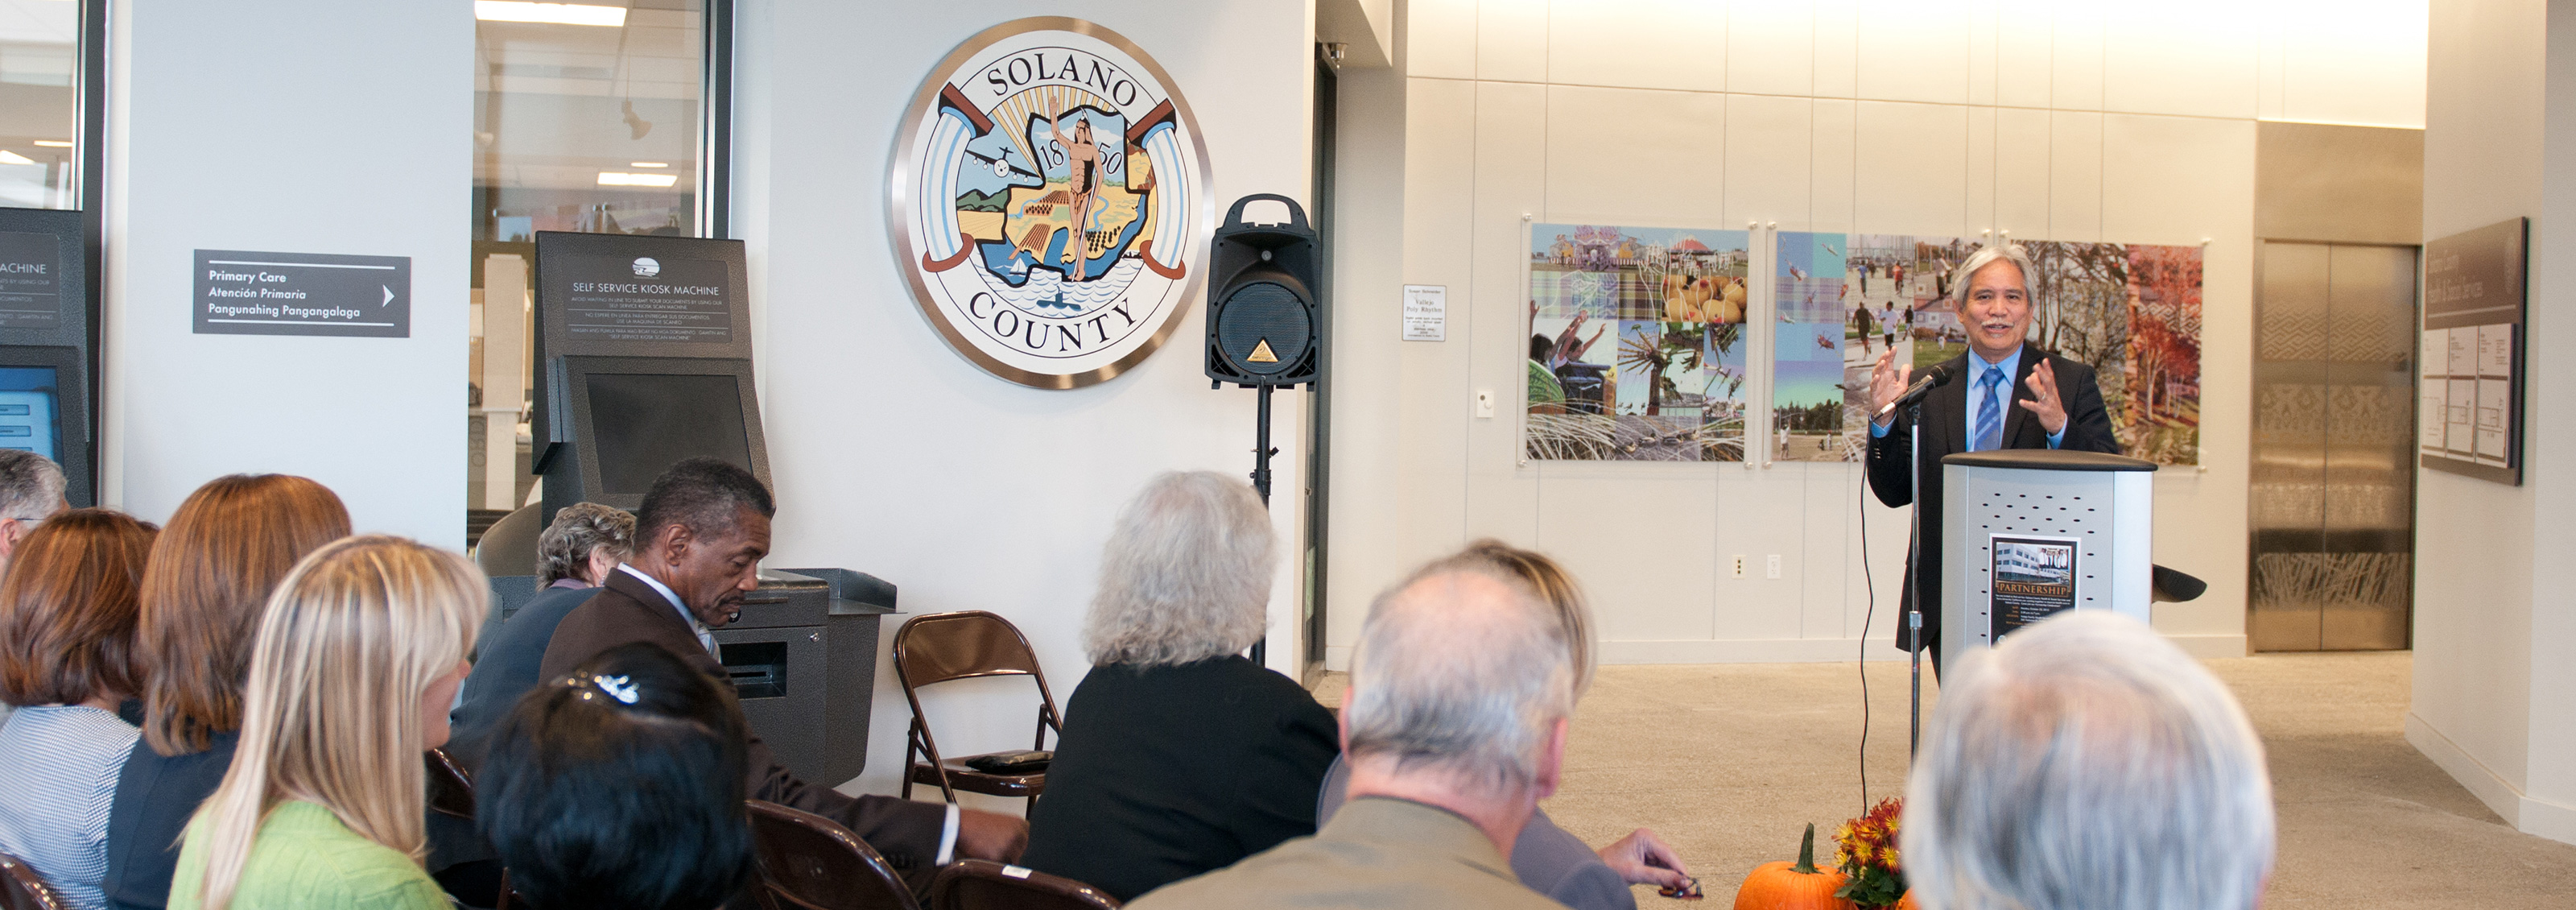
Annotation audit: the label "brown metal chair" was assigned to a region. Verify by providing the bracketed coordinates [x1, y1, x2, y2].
[746, 800, 919, 910]
[427, 747, 477, 821]
[0, 852, 64, 910]
[892, 610, 1062, 807]
[927, 859, 1119, 910]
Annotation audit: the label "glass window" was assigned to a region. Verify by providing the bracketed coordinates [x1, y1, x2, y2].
[0, 0, 82, 209]
[468, 0, 712, 520]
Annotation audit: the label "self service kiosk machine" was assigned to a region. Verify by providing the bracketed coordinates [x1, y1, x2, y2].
[531, 231, 885, 784]
[0, 208, 93, 505]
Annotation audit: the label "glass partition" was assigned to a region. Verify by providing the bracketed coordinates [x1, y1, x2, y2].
[0, 0, 81, 209]
[469, 0, 715, 526]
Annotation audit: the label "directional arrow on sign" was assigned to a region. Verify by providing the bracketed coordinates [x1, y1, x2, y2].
[382, 286, 394, 307]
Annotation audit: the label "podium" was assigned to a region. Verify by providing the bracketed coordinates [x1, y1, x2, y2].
[1938, 449, 2157, 671]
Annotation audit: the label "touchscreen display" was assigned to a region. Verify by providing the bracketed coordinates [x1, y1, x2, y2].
[0, 366, 60, 462]
[584, 372, 752, 494]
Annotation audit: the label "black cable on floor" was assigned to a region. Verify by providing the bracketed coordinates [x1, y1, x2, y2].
[1857, 464, 1875, 815]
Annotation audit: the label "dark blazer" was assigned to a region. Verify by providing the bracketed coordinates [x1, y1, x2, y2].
[536, 570, 947, 876]
[426, 581, 602, 877]
[103, 731, 240, 910]
[1866, 346, 2118, 657]
[1020, 657, 1340, 902]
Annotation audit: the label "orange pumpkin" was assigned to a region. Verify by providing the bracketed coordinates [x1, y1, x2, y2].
[1896, 892, 1919, 910]
[1732, 823, 1855, 910]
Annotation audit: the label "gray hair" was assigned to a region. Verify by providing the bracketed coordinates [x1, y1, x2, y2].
[0, 450, 64, 520]
[1904, 610, 2273, 910]
[1344, 554, 1575, 796]
[534, 503, 636, 589]
[1947, 242, 2036, 308]
[1082, 471, 1274, 667]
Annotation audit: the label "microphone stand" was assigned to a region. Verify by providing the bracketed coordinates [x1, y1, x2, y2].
[1905, 395, 1925, 759]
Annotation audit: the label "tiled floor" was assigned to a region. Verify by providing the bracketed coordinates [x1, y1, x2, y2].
[1318, 651, 2576, 908]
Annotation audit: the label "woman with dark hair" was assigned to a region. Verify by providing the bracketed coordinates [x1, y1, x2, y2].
[0, 509, 158, 910]
[104, 474, 351, 910]
[476, 643, 755, 910]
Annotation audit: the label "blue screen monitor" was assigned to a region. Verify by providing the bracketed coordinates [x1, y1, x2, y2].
[0, 366, 59, 462]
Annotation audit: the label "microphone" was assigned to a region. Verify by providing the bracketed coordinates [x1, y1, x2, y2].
[1875, 362, 1955, 418]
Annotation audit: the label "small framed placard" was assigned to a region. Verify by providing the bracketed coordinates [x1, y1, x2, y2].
[2420, 218, 2525, 485]
[1402, 284, 1446, 341]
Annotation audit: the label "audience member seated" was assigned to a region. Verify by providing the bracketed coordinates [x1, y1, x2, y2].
[477, 643, 755, 910]
[1020, 471, 1338, 901]
[1315, 539, 1690, 910]
[431, 503, 635, 904]
[0, 510, 157, 910]
[1127, 551, 1579, 910]
[1904, 610, 2273, 910]
[0, 448, 71, 733]
[105, 475, 351, 910]
[166, 536, 482, 910]
[534, 457, 1026, 890]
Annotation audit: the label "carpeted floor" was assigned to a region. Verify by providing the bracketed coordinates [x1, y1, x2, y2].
[1315, 651, 2576, 908]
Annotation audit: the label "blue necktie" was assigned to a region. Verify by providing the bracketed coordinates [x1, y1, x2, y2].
[1973, 367, 2007, 452]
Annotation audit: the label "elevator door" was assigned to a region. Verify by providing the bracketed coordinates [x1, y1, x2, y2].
[2249, 242, 2417, 651]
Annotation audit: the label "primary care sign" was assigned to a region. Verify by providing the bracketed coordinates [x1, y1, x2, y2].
[889, 18, 1212, 389]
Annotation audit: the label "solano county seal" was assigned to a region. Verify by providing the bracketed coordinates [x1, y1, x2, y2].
[889, 18, 1212, 388]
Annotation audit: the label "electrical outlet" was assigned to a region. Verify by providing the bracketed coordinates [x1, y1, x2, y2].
[1766, 554, 1782, 579]
[1474, 388, 1496, 419]
[1731, 554, 1746, 578]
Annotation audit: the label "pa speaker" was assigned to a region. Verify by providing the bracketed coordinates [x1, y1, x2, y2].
[1206, 194, 1319, 387]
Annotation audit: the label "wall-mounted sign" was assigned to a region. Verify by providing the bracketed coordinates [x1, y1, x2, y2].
[889, 17, 1212, 389]
[1402, 284, 1446, 341]
[192, 250, 411, 338]
[2420, 217, 2524, 485]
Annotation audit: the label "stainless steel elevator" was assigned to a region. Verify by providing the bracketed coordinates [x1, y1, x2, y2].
[2249, 242, 2417, 651]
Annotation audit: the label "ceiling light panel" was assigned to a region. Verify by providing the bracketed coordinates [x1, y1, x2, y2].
[474, 2, 628, 27]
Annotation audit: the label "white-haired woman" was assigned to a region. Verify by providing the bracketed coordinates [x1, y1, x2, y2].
[1019, 471, 1337, 902]
[166, 536, 484, 910]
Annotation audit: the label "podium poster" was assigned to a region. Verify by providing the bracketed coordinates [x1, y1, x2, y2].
[1990, 534, 2079, 641]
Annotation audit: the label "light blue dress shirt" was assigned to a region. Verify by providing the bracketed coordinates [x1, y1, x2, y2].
[1872, 345, 2067, 449]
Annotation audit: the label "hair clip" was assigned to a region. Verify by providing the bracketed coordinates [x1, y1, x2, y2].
[592, 674, 638, 705]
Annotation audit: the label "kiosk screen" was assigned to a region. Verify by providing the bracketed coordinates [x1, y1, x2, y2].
[585, 372, 753, 494]
[0, 366, 60, 461]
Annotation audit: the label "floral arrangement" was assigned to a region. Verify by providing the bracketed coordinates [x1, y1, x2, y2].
[1831, 798, 1909, 909]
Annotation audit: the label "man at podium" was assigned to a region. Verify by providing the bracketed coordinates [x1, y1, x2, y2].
[1864, 243, 2119, 671]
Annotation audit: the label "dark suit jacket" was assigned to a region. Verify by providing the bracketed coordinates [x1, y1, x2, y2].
[537, 571, 947, 875]
[1865, 346, 2118, 656]
[103, 732, 240, 910]
[426, 581, 601, 875]
[1020, 657, 1340, 902]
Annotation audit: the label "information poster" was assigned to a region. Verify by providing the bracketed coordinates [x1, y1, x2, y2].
[1989, 534, 2079, 642]
[2421, 218, 2525, 485]
[555, 254, 735, 345]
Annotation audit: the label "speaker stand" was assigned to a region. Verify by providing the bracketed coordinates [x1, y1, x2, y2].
[1248, 383, 1278, 665]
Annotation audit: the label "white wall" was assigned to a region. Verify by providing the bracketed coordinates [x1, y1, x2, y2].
[2406, 0, 2576, 846]
[732, 1, 1315, 802]
[103, 0, 469, 542]
[1322, 0, 2429, 669]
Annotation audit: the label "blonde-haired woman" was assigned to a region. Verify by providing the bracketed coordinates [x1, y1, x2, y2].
[166, 536, 484, 910]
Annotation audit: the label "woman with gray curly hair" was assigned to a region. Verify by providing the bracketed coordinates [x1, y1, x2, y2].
[1019, 471, 1337, 902]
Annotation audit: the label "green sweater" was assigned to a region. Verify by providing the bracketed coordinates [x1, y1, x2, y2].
[167, 800, 446, 910]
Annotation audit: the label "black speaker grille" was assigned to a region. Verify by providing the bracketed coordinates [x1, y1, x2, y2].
[1215, 282, 1311, 375]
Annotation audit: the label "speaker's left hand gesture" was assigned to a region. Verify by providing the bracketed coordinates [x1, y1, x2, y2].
[2018, 358, 2069, 434]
